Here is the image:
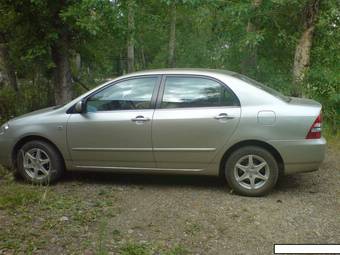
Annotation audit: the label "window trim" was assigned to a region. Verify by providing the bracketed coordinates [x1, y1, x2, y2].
[67, 75, 162, 113]
[155, 74, 240, 109]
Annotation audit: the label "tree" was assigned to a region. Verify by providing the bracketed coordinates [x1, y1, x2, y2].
[241, 0, 262, 75]
[168, 1, 176, 67]
[292, 0, 321, 96]
[127, 0, 135, 73]
[0, 0, 338, 134]
[0, 33, 18, 93]
[50, 1, 73, 104]
[0, 1, 19, 93]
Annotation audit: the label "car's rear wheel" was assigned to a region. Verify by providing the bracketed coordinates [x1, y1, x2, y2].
[225, 146, 279, 196]
[17, 140, 64, 185]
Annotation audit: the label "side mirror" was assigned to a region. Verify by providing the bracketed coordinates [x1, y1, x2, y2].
[75, 100, 85, 113]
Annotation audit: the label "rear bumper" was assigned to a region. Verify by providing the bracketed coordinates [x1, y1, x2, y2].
[269, 137, 326, 175]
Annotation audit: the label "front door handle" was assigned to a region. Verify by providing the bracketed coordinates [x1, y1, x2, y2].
[131, 115, 150, 122]
[214, 113, 234, 120]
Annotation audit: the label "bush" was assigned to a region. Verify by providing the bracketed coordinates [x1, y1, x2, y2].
[0, 80, 53, 124]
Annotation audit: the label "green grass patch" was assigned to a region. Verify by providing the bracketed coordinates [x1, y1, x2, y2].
[324, 127, 340, 151]
[0, 183, 42, 209]
[184, 221, 201, 236]
[164, 245, 189, 255]
[0, 178, 121, 253]
[119, 242, 189, 255]
[120, 243, 151, 255]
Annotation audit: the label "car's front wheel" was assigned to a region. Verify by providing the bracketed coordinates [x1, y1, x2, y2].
[17, 140, 64, 185]
[225, 146, 279, 196]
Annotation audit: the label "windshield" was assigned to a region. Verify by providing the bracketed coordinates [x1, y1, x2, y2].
[234, 74, 290, 102]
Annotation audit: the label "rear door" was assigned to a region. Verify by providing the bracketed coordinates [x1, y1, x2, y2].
[152, 75, 241, 171]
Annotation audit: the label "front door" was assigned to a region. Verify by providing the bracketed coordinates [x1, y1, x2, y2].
[67, 76, 159, 169]
[152, 75, 241, 170]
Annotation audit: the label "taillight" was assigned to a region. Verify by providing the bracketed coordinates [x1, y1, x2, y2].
[306, 114, 322, 139]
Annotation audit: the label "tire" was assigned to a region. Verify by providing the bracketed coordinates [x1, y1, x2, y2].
[17, 140, 64, 185]
[225, 146, 279, 197]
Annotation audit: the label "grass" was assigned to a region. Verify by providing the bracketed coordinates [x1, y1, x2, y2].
[324, 128, 340, 151]
[120, 243, 150, 255]
[1, 130, 337, 254]
[184, 221, 201, 236]
[0, 174, 120, 253]
[0, 184, 41, 209]
[120, 243, 189, 255]
[0, 171, 190, 254]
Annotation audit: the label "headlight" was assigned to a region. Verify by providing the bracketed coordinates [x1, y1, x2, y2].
[0, 123, 9, 135]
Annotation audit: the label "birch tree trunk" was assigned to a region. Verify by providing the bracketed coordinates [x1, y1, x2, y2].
[292, 0, 321, 96]
[168, 1, 176, 68]
[127, 0, 135, 73]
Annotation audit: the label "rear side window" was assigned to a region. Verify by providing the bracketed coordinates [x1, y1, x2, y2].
[160, 76, 239, 109]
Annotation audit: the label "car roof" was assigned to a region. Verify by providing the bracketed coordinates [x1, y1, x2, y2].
[122, 68, 238, 78]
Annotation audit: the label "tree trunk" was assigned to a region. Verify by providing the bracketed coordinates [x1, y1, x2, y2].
[140, 46, 146, 69]
[241, 0, 262, 74]
[292, 0, 320, 96]
[51, 32, 73, 105]
[75, 53, 81, 77]
[0, 34, 19, 93]
[127, 0, 135, 73]
[168, 1, 176, 68]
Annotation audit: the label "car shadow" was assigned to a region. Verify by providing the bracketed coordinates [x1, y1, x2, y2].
[60, 170, 228, 191]
[59, 170, 311, 194]
[9, 168, 309, 194]
[275, 173, 313, 193]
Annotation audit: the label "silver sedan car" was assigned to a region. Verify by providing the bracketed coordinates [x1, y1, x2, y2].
[0, 69, 326, 196]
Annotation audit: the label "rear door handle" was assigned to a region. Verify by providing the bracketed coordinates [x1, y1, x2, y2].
[214, 113, 235, 120]
[131, 115, 150, 122]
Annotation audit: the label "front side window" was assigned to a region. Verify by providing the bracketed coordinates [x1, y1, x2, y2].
[161, 76, 239, 109]
[86, 77, 157, 112]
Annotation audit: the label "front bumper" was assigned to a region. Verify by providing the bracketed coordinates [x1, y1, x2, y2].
[0, 135, 14, 169]
[269, 137, 326, 175]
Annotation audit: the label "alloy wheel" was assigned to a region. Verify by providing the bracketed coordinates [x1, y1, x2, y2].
[233, 154, 270, 190]
[23, 148, 51, 181]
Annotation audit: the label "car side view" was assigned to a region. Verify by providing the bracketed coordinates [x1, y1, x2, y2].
[0, 69, 326, 196]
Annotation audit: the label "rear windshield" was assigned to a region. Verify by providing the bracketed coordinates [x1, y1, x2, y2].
[235, 74, 290, 102]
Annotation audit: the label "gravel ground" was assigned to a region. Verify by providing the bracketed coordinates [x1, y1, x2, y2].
[0, 147, 339, 254]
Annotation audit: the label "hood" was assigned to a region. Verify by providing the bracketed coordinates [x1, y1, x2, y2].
[9, 106, 58, 123]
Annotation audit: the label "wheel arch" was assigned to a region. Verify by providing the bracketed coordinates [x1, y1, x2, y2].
[12, 135, 66, 169]
[219, 140, 284, 177]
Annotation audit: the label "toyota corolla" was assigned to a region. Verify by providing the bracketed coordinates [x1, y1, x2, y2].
[0, 69, 326, 196]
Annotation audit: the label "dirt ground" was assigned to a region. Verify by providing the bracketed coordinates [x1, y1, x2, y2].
[0, 147, 339, 255]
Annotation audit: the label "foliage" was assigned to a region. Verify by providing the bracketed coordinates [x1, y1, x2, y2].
[0, 80, 52, 123]
[0, 0, 339, 133]
[303, 0, 340, 133]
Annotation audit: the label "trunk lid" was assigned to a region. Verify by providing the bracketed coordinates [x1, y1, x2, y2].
[288, 97, 321, 108]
